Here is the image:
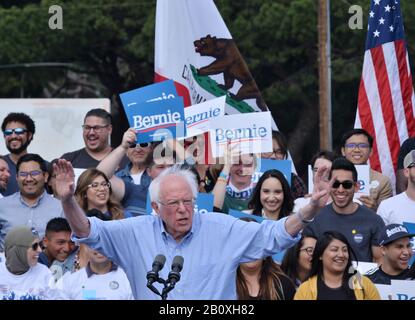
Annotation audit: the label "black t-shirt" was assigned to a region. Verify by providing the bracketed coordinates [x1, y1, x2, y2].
[247, 275, 296, 300]
[316, 276, 356, 300]
[61, 148, 128, 169]
[366, 266, 411, 285]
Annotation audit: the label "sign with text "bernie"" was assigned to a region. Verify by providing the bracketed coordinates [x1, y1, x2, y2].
[208, 112, 272, 158]
[183, 95, 226, 138]
[120, 81, 186, 143]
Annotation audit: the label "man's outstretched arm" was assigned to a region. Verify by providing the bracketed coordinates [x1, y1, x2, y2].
[54, 159, 90, 238]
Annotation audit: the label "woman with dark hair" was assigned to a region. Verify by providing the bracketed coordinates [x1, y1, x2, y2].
[294, 231, 380, 300]
[280, 234, 317, 287]
[236, 217, 296, 300]
[75, 168, 126, 220]
[245, 169, 293, 220]
[261, 131, 307, 199]
[237, 256, 296, 300]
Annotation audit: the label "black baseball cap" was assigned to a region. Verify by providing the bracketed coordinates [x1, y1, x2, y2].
[379, 224, 415, 246]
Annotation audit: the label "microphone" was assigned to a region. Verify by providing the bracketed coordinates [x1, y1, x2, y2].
[166, 255, 184, 287]
[146, 254, 166, 286]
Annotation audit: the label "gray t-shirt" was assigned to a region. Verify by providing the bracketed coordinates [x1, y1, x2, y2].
[304, 204, 385, 262]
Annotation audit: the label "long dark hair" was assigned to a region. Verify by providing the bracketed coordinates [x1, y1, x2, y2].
[237, 256, 291, 300]
[248, 169, 293, 219]
[281, 234, 317, 284]
[309, 231, 357, 285]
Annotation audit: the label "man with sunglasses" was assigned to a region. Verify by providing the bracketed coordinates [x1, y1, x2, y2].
[1, 112, 36, 196]
[340, 128, 392, 211]
[304, 157, 385, 263]
[377, 150, 415, 225]
[60, 108, 128, 169]
[115, 141, 153, 187]
[0, 154, 63, 252]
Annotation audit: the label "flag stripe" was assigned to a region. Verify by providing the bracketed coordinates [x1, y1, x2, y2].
[396, 40, 415, 136]
[357, 78, 381, 171]
[371, 46, 400, 170]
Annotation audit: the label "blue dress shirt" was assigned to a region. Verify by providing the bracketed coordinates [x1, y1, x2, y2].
[74, 212, 299, 300]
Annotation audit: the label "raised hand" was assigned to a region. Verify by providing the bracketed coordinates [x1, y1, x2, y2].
[310, 165, 334, 209]
[121, 128, 138, 149]
[53, 159, 76, 202]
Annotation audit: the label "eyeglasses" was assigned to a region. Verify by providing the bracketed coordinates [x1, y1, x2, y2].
[18, 170, 43, 178]
[158, 199, 195, 208]
[87, 181, 111, 190]
[262, 149, 285, 158]
[345, 143, 370, 149]
[3, 128, 28, 136]
[332, 180, 354, 189]
[82, 124, 109, 132]
[300, 247, 314, 256]
[31, 242, 41, 251]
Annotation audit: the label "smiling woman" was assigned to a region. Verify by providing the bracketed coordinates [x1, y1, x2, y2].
[294, 231, 380, 300]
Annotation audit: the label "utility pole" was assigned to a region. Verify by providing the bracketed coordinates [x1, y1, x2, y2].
[318, 0, 332, 150]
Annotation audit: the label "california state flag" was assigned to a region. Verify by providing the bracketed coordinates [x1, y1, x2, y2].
[155, 0, 276, 128]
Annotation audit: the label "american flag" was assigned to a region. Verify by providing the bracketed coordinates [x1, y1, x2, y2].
[355, 0, 415, 190]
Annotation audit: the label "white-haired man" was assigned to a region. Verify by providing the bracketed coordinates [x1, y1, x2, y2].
[53, 129, 333, 300]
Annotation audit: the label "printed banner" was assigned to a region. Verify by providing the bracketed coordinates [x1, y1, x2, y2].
[123, 97, 186, 143]
[252, 159, 292, 186]
[184, 96, 226, 138]
[403, 222, 415, 266]
[209, 112, 272, 158]
[390, 280, 415, 300]
[119, 80, 178, 106]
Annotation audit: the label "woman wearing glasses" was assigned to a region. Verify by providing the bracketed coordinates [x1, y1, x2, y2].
[72, 169, 128, 270]
[244, 169, 293, 221]
[281, 234, 317, 288]
[0, 226, 54, 300]
[294, 231, 380, 300]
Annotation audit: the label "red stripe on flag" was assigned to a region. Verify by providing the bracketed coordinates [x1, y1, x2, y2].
[370, 47, 400, 170]
[154, 72, 191, 107]
[395, 40, 415, 137]
[357, 78, 381, 172]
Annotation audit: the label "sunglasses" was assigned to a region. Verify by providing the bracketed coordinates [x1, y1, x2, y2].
[332, 180, 354, 189]
[31, 242, 41, 251]
[3, 128, 28, 136]
[129, 142, 151, 149]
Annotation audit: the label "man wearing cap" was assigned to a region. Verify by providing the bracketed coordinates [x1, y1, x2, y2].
[396, 136, 415, 194]
[366, 224, 415, 285]
[377, 150, 415, 225]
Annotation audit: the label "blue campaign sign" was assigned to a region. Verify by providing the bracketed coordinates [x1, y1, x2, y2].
[252, 159, 292, 186]
[119, 80, 178, 106]
[146, 192, 214, 215]
[229, 209, 286, 263]
[403, 222, 415, 266]
[194, 193, 214, 214]
[123, 97, 186, 143]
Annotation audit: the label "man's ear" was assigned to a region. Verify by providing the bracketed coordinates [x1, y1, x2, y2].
[151, 201, 160, 215]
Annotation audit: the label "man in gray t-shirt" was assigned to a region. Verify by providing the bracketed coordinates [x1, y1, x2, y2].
[304, 157, 385, 262]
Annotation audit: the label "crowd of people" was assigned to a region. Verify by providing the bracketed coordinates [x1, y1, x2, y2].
[0, 109, 414, 300]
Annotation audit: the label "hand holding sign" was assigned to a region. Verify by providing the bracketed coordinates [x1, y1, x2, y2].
[121, 128, 138, 149]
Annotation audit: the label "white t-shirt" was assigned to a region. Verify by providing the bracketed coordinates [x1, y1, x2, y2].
[59, 266, 134, 300]
[0, 260, 53, 300]
[377, 192, 415, 225]
[131, 171, 144, 185]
